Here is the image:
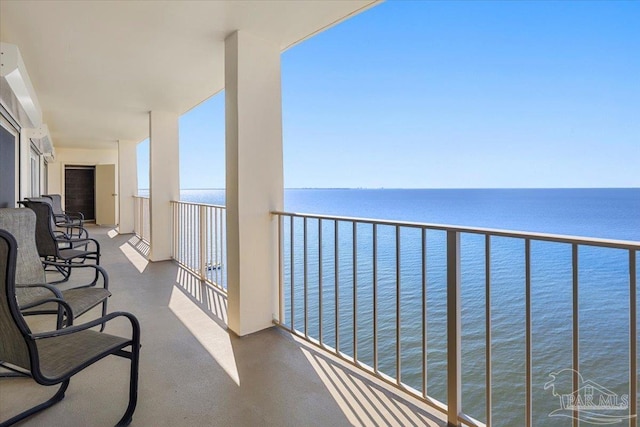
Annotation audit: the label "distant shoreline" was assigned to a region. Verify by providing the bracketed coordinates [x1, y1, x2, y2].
[138, 187, 639, 191]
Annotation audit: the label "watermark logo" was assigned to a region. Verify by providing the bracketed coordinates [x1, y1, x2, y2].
[545, 369, 635, 424]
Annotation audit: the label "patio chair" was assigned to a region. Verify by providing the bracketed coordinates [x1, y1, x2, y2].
[43, 193, 84, 228]
[20, 200, 100, 284]
[25, 197, 88, 240]
[0, 229, 140, 427]
[0, 208, 110, 329]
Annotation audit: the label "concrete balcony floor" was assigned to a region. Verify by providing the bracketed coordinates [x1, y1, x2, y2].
[1, 226, 447, 427]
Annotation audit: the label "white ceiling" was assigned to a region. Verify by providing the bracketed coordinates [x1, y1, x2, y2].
[0, 0, 378, 149]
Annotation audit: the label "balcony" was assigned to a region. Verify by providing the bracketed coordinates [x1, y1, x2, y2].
[124, 199, 639, 426]
[1, 2, 637, 426]
[0, 223, 449, 427]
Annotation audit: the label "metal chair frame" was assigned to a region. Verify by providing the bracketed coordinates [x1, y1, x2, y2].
[43, 194, 85, 228]
[0, 208, 110, 330]
[0, 230, 140, 427]
[20, 200, 100, 284]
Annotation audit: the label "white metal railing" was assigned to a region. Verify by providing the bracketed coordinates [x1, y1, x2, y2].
[171, 201, 227, 290]
[133, 196, 150, 243]
[273, 210, 639, 427]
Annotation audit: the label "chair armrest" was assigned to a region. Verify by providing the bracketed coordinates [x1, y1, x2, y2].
[56, 225, 90, 240]
[17, 282, 62, 296]
[21, 297, 75, 326]
[54, 213, 70, 223]
[64, 211, 85, 221]
[54, 236, 99, 254]
[31, 311, 139, 340]
[41, 261, 109, 291]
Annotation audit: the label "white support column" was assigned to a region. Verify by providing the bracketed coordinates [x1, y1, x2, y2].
[225, 31, 284, 336]
[149, 111, 179, 261]
[118, 139, 138, 234]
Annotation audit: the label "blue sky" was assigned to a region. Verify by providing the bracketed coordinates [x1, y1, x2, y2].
[138, 0, 639, 189]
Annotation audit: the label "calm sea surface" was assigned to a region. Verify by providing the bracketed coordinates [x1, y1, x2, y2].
[176, 188, 639, 426]
[178, 188, 639, 241]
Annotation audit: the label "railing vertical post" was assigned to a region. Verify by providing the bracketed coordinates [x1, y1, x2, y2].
[318, 219, 323, 345]
[180, 203, 184, 265]
[485, 234, 492, 427]
[191, 205, 196, 271]
[373, 224, 378, 374]
[278, 214, 284, 325]
[525, 239, 532, 427]
[208, 208, 213, 279]
[422, 227, 427, 398]
[145, 198, 150, 243]
[447, 230, 461, 427]
[215, 207, 218, 281]
[171, 202, 175, 259]
[134, 197, 142, 237]
[137, 197, 141, 237]
[335, 220, 340, 353]
[133, 197, 138, 237]
[396, 225, 401, 384]
[199, 205, 207, 280]
[572, 244, 579, 427]
[290, 216, 295, 331]
[304, 217, 308, 338]
[214, 208, 219, 285]
[353, 221, 358, 363]
[134, 197, 138, 236]
[222, 208, 227, 288]
[630, 250, 637, 427]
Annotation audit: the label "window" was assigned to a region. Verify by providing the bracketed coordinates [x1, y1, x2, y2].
[0, 114, 19, 207]
[29, 145, 40, 197]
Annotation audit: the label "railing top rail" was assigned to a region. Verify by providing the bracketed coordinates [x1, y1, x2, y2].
[132, 195, 149, 200]
[171, 200, 226, 209]
[272, 210, 640, 250]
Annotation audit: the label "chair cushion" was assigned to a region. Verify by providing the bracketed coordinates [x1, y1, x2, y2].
[21, 287, 111, 318]
[57, 248, 94, 261]
[36, 329, 130, 380]
[16, 286, 56, 307]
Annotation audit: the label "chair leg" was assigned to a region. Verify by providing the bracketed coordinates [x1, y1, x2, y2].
[49, 263, 71, 284]
[56, 304, 65, 329]
[91, 265, 100, 287]
[0, 379, 69, 427]
[115, 343, 140, 427]
[99, 299, 108, 332]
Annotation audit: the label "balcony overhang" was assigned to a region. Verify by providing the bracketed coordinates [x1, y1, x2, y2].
[0, 0, 380, 149]
[0, 42, 43, 129]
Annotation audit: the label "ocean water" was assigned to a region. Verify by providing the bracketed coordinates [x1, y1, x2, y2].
[177, 188, 639, 426]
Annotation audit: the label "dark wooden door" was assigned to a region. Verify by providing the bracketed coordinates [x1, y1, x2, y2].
[65, 167, 95, 220]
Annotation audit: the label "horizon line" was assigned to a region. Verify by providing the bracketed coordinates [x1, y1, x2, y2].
[137, 186, 639, 191]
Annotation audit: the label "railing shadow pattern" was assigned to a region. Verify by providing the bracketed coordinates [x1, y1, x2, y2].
[174, 265, 228, 328]
[299, 344, 447, 426]
[127, 235, 150, 258]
